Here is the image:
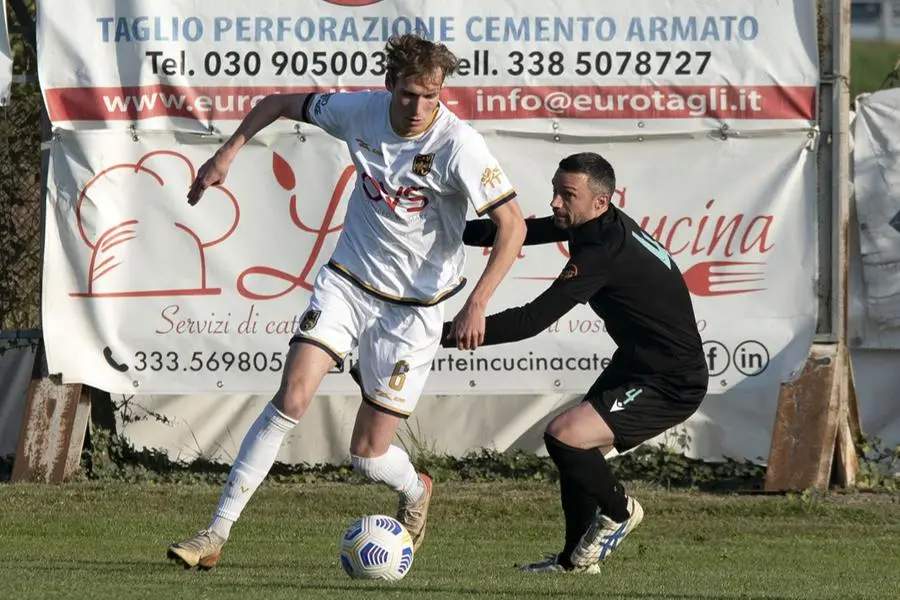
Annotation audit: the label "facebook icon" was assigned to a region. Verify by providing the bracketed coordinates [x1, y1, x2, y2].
[702, 341, 730, 377]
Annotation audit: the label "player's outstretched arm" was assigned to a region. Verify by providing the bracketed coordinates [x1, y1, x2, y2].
[187, 93, 311, 205]
[449, 200, 526, 350]
[462, 216, 568, 247]
[442, 282, 579, 348]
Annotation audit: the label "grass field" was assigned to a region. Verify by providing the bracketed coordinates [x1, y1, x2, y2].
[851, 40, 900, 100]
[1, 481, 898, 600]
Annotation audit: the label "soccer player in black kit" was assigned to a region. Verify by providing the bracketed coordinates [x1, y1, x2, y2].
[443, 152, 709, 573]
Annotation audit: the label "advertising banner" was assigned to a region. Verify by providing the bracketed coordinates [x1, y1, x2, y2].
[43, 129, 817, 394]
[37, 0, 819, 132]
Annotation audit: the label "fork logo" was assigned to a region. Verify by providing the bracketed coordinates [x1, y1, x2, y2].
[611, 388, 642, 412]
[682, 261, 766, 297]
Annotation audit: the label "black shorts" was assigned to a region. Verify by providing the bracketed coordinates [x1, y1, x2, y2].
[584, 366, 707, 452]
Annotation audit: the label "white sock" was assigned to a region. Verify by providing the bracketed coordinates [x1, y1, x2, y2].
[209, 402, 297, 538]
[351, 445, 425, 503]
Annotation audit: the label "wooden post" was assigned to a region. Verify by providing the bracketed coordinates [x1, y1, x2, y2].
[765, 0, 860, 491]
[11, 340, 91, 483]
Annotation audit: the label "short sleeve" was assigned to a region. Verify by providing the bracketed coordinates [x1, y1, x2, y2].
[303, 91, 371, 140]
[449, 133, 517, 216]
[552, 251, 608, 304]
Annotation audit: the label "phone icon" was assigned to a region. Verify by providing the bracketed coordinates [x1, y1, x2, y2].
[103, 346, 129, 372]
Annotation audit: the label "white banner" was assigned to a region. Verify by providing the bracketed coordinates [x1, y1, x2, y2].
[0, 3, 12, 105]
[43, 129, 817, 395]
[851, 88, 900, 348]
[37, 0, 818, 132]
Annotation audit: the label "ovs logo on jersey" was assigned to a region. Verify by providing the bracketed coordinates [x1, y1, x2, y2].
[323, 0, 383, 6]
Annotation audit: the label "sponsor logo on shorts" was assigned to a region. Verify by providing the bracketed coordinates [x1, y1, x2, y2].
[376, 389, 407, 404]
[610, 387, 643, 413]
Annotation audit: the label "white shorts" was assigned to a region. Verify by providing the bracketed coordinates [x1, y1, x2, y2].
[291, 266, 444, 417]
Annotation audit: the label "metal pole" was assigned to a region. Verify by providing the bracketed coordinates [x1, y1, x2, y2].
[835, 0, 851, 345]
[815, 0, 837, 341]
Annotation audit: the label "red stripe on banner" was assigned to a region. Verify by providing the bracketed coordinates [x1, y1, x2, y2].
[44, 84, 816, 122]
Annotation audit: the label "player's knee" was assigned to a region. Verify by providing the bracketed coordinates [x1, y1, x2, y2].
[546, 402, 615, 449]
[546, 411, 579, 446]
[273, 366, 317, 419]
[350, 404, 402, 457]
[271, 385, 313, 420]
[272, 343, 334, 419]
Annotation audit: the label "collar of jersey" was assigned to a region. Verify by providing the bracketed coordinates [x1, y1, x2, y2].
[569, 205, 616, 245]
[389, 103, 442, 139]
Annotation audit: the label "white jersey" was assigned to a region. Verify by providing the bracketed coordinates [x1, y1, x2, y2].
[302, 89, 516, 305]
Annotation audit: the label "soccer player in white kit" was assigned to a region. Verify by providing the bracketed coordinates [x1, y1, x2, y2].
[167, 33, 527, 570]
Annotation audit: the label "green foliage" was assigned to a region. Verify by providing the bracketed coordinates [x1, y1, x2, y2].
[0, 2, 42, 330]
[855, 436, 900, 491]
[80, 416, 766, 491]
[75, 401, 900, 494]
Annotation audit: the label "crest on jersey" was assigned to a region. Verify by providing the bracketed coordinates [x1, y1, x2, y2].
[412, 153, 435, 176]
[558, 263, 579, 281]
[480, 166, 502, 189]
[299, 309, 321, 332]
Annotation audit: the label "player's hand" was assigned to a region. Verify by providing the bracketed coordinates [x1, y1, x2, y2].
[449, 301, 486, 350]
[187, 152, 231, 205]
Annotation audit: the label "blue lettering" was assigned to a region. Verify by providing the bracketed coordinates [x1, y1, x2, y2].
[596, 17, 616, 41]
[235, 17, 251, 42]
[467, 16, 593, 42]
[739, 16, 758, 40]
[672, 17, 696, 41]
[535, 17, 550, 42]
[392, 16, 413, 36]
[341, 17, 359, 41]
[506, 17, 527, 41]
[97, 16, 209, 42]
[320, 16, 338, 41]
[467, 17, 482, 41]
[184, 17, 203, 41]
[96, 17, 114, 42]
[214, 17, 232, 41]
[485, 16, 499, 41]
[295, 17, 315, 42]
[626, 17, 645, 41]
[131, 17, 149, 42]
[700, 17, 719, 41]
[628, 16, 759, 42]
[363, 16, 380, 41]
[254, 17, 273, 42]
[440, 16, 455, 41]
[648, 17, 667, 41]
